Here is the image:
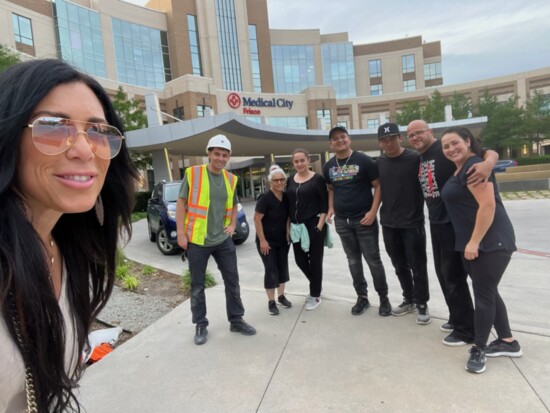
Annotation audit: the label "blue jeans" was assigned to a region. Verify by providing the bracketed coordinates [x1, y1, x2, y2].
[187, 238, 244, 326]
[382, 226, 429, 305]
[334, 216, 388, 297]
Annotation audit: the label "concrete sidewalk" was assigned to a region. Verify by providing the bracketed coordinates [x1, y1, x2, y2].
[78, 199, 550, 412]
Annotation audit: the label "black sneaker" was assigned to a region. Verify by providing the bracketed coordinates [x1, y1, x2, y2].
[416, 304, 431, 325]
[442, 334, 470, 347]
[194, 325, 208, 345]
[278, 294, 292, 308]
[440, 321, 454, 333]
[230, 319, 257, 336]
[466, 346, 486, 374]
[378, 296, 392, 317]
[485, 339, 523, 358]
[268, 300, 279, 315]
[391, 299, 415, 316]
[351, 296, 370, 315]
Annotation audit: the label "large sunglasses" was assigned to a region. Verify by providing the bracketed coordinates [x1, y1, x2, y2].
[26, 116, 124, 160]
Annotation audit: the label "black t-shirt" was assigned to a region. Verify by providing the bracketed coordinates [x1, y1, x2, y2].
[441, 156, 516, 253]
[254, 190, 289, 246]
[418, 140, 457, 224]
[323, 151, 378, 219]
[377, 148, 424, 228]
[286, 173, 328, 224]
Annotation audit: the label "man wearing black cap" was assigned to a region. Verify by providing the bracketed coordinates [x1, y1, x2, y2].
[376, 122, 431, 325]
[323, 125, 392, 316]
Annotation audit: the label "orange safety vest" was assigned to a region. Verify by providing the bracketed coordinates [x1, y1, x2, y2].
[184, 164, 238, 245]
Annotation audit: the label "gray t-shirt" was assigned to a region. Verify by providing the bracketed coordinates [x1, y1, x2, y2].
[179, 168, 237, 247]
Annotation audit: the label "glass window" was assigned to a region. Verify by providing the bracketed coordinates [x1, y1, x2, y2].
[321, 42, 356, 98]
[249, 25, 261, 92]
[266, 117, 307, 130]
[317, 109, 331, 130]
[272, 45, 315, 94]
[197, 105, 211, 118]
[424, 61, 442, 80]
[52, 0, 105, 77]
[402, 54, 415, 74]
[215, 0, 242, 91]
[403, 79, 416, 92]
[370, 84, 383, 96]
[187, 15, 203, 76]
[109, 17, 171, 89]
[12, 14, 34, 46]
[369, 59, 381, 78]
[367, 119, 379, 129]
[173, 106, 184, 120]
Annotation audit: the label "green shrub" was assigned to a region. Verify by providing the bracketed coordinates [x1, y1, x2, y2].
[116, 248, 126, 266]
[516, 155, 550, 166]
[115, 263, 131, 280]
[142, 265, 155, 276]
[131, 212, 147, 222]
[181, 269, 216, 293]
[134, 191, 152, 213]
[121, 275, 139, 290]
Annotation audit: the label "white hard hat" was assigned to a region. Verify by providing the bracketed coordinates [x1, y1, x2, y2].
[206, 134, 231, 153]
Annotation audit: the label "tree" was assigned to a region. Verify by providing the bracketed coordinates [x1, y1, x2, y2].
[396, 101, 423, 125]
[0, 45, 21, 73]
[111, 86, 151, 169]
[476, 90, 525, 153]
[522, 91, 550, 154]
[423, 90, 446, 123]
[449, 92, 472, 120]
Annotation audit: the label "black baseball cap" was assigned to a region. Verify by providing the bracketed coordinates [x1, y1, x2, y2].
[377, 122, 401, 139]
[328, 125, 349, 140]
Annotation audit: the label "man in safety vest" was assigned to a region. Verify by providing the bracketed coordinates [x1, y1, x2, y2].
[176, 134, 256, 345]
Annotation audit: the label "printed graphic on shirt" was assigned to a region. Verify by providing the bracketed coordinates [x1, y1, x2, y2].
[418, 159, 440, 198]
[328, 164, 360, 182]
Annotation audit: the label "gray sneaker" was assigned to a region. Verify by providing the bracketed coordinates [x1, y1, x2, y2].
[391, 299, 415, 316]
[416, 304, 431, 325]
[305, 295, 321, 311]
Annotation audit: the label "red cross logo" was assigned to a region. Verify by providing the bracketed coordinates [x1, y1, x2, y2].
[227, 93, 241, 109]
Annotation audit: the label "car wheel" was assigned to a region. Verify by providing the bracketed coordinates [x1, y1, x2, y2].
[233, 222, 249, 245]
[147, 219, 156, 242]
[156, 226, 179, 255]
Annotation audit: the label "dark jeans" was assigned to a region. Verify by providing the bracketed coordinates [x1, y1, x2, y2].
[382, 226, 429, 305]
[256, 240, 290, 289]
[462, 250, 513, 348]
[430, 222, 475, 341]
[334, 216, 388, 297]
[292, 218, 325, 297]
[187, 238, 244, 326]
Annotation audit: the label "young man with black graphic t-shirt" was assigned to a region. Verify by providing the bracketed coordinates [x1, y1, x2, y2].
[323, 126, 392, 317]
[407, 119, 498, 346]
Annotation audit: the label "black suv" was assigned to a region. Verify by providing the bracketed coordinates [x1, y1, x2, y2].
[147, 180, 250, 255]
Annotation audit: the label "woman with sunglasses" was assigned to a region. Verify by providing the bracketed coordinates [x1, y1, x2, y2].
[0, 59, 138, 412]
[254, 165, 292, 315]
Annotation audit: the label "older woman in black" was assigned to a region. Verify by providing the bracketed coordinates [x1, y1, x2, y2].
[254, 165, 292, 315]
[287, 149, 328, 311]
[440, 127, 522, 374]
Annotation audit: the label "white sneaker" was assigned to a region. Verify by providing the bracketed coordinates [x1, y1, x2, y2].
[305, 296, 321, 310]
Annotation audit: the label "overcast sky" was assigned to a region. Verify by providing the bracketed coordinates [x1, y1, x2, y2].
[128, 0, 550, 85]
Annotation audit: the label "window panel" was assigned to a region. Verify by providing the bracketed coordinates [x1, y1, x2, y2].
[402, 54, 415, 74]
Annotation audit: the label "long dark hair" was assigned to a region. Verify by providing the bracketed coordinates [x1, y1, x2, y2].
[0, 59, 139, 412]
[440, 126, 483, 156]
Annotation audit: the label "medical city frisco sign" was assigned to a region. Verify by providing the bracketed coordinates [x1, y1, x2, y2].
[227, 92, 294, 115]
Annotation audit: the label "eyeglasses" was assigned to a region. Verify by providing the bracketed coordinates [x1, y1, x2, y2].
[271, 178, 286, 183]
[407, 129, 429, 140]
[26, 116, 124, 160]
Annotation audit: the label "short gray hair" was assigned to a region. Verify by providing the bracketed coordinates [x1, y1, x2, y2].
[268, 164, 286, 182]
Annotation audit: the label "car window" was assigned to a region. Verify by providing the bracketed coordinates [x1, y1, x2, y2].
[164, 184, 180, 202]
[152, 184, 163, 200]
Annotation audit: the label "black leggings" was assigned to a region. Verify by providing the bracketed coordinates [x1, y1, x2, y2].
[462, 250, 513, 348]
[292, 219, 326, 297]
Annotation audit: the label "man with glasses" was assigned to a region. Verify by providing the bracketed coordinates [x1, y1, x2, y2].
[323, 126, 392, 316]
[406, 120, 497, 346]
[376, 123, 430, 325]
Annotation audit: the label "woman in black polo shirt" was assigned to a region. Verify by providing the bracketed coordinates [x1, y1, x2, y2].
[440, 127, 522, 374]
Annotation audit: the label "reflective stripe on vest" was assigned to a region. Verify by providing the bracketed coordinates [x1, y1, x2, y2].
[185, 165, 238, 245]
